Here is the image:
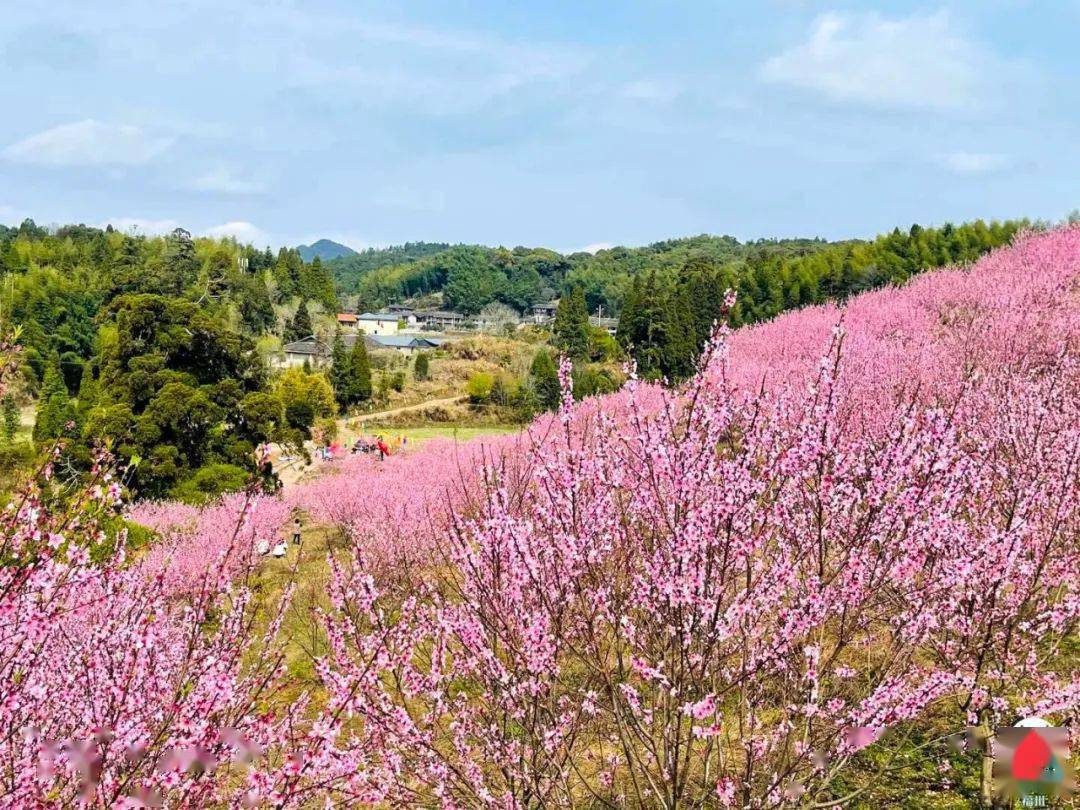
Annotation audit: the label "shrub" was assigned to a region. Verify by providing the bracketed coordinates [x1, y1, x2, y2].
[466, 371, 495, 403]
[169, 463, 250, 504]
[413, 352, 430, 381]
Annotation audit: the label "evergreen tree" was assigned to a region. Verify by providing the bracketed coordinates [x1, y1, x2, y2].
[161, 227, 199, 295]
[273, 248, 306, 302]
[553, 286, 591, 360]
[329, 333, 351, 408]
[1, 395, 19, 443]
[33, 359, 76, 445]
[286, 300, 313, 342]
[39, 354, 67, 401]
[413, 352, 430, 381]
[616, 275, 642, 351]
[303, 257, 338, 311]
[349, 337, 372, 403]
[660, 286, 696, 381]
[530, 349, 560, 412]
[75, 364, 99, 419]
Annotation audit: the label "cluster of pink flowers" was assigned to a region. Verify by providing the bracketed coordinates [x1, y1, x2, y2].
[0, 465, 314, 805]
[304, 226, 1080, 805]
[285, 436, 521, 580]
[128, 493, 292, 595]
[1, 226, 1078, 806]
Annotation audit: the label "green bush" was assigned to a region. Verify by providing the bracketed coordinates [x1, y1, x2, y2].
[169, 463, 250, 504]
[573, 365, 621, 400]
[466, 372, 495, 404]
[390, 371, 406, 392]
[413, 352, 430, 381]
[589, 328, 621, 362]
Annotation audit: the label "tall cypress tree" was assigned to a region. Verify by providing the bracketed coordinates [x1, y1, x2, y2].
[349, 337, 372, 403]
[286, 300, 313, 342]
[162, 227, 199, 295]
[75, 363, 99, 419]
[616, 276, 642, 350]
[33, 356, 75, 444]
[303, 257, 338, 311]
[530, 349, 560, 412]
[553, 286, 591, 360]
[1, 394, 19, 443]
[329, 333, 351, 408]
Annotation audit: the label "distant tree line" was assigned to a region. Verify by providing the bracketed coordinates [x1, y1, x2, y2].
[617, 219, 1029, 380]
[329, 235, 830, 317]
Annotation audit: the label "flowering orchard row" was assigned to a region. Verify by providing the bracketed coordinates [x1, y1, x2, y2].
[2, 227, 1078, 806]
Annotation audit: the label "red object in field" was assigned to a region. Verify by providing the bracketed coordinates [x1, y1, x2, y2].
[376, 440, 390, 456]
[1012, 731, 1052, 780]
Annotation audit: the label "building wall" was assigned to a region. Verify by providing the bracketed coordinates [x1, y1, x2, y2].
[280, 352, 324, 368]
[358, 318, 399, 336]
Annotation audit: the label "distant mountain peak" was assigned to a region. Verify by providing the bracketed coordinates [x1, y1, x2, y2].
[297, 239, 357, 262]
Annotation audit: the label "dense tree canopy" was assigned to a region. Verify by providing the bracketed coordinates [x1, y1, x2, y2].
[79, 294, 270, 495]
[618, 218, 1028, 380]
[0, 220, 340, 499]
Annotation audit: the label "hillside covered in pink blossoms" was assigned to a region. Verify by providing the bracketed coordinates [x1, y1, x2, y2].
[3, 226, 1079, 806]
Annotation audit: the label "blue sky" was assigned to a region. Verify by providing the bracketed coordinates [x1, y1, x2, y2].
[0, 1, 1076, 252]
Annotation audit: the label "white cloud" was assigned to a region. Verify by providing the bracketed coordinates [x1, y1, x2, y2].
[3, 119, 174, 166]
[205, 220, 271, 245]
[185, 166, 267, 195]
[760, 10, 990, 110]
[100, 217, 183, 236]
[564, 242, 613, 255]
[935, 151, 1011, 174]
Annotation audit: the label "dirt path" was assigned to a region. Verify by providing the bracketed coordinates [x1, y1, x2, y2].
[350, 395, 467, 423]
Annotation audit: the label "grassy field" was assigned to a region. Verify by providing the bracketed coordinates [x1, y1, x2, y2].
[368, 424, 522, 445]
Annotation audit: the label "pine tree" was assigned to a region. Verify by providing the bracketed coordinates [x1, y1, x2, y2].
[616, 276, 642, 350]
[553, 286, 591, 360]
[33, 360, 75, 444]
[660, 286, 696, 381]
[1, 395, 19, 443]
[273, 248, 305, 301]
[162, 227, 199, 295]
[329, 333, 351, 408]
[286, 300, 313, 342]
[349, 337, 372, 403]
[39, 354, 67, 401]
[530, 349, 560, 412]
[75, 364, 99, 419]
[304, 257, 338, 311]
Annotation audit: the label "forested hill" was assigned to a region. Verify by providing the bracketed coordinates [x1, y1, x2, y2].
[296, 239, 356, 262]
[328, 221, 1028, 320]
[329, 242, 452, 293]
[329, 234, 830, 313]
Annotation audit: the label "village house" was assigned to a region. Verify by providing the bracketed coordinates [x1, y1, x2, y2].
[383, 304, 419, 327]
[415, 310, 467, 330]
[531, 300, 558, 324]
[335, 312, 360, 331]
[279, 336, 331, 368]
[275, 333, 444, 368]
[354, 312, 399, 336]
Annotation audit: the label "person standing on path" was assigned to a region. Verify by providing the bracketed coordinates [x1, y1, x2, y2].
[292, 517, 302, 545]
